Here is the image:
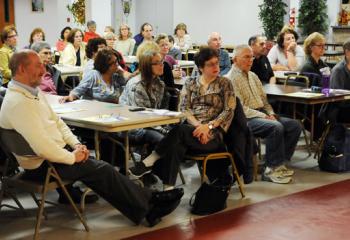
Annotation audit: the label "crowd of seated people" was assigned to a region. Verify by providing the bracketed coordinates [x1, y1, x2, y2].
[1, 18, 350, 230]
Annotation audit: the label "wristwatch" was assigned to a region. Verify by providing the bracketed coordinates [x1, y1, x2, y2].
[208, 123, 214, 130]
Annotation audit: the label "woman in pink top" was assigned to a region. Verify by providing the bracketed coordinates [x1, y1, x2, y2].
[56, 26, 71, 52]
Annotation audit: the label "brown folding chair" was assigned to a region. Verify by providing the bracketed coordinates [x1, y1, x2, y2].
[185, 151, 245, 198]
[0, 128, 89, 240]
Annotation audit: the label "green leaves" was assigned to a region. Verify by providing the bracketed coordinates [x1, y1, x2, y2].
[298, 0, 329, 36]
[259, 0, 288, 40]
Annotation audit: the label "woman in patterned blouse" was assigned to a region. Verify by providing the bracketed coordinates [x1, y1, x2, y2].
[129, 47, 236, 190]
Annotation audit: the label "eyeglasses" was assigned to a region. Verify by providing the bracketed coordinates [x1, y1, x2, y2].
[238, 55, 255, 60]
[313, 44, 326, 49]
[7, 34, 17, 39]
[151, 60, 164, 66]
[204, 61, 220, 68]
[109, 60, 119, 66]
[41, 51, 52, 55]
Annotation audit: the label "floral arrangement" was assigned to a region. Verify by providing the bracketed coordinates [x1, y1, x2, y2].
[67, 0, 86, 25]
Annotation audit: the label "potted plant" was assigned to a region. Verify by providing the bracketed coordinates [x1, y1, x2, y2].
[298, 0, 329, 37]
[259, 0, 288, 41]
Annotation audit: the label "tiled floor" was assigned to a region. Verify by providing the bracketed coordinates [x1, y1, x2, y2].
[1, 146, 350, 240]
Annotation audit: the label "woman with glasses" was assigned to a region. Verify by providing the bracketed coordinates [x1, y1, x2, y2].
[129, 47, 236, 190]
[155, 33, 182, 82]
[267, 26, 305, 71]
[0, 25, 18, 87]
[300, 32, 329, 86]
[59, 28, 87, 67]
[119, 49, 168, 163]
[60, 49, 125, 103]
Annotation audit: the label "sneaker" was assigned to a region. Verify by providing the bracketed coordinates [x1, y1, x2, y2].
[129, 162, 152, 178]
[261, 167, 292, 184]
[274, 165, 294, 177]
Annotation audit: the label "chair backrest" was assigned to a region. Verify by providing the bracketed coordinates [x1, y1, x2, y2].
[284, 74, 309, 88]
[0, 128, 36, 156]
[300, 72, 322, 87]
[165, 86, 181, 111]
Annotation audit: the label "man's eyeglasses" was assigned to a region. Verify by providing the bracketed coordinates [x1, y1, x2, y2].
[151, 60, 164, 66]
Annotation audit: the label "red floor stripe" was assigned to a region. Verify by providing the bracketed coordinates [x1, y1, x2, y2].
[123, 179, 350, 240]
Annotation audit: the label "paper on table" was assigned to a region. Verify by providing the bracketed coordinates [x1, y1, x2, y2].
[82, 114, 128, 123]
[138, 109, 182, 116]
[284, 92, 324, 98]
[51, 105, 85, 114]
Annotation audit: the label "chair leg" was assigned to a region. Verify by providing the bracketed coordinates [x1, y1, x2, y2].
[314, 123, 331, 160]
[0, 187, 26, 215]
[300, 120, 312, 156]
[30, 193, 48, 220]
[178, 167, 186, 184]
[34, 168, 52, 240]
[253, 154, 258, 181]
[226, 154, 245, 198]
[201, 153, 245, 198]
[50, 166, 89, 232]
[80, 188, 92, 213]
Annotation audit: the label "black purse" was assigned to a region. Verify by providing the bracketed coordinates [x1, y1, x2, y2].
[189, 180, 231, 215]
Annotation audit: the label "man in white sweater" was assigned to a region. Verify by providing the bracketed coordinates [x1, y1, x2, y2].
[0, 50, 183, 226]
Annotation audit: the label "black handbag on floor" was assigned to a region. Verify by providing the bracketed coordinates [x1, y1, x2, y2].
[189, 181, 231, 215]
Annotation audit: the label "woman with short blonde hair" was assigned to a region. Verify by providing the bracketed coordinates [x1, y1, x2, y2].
[300, 32, 329, 86]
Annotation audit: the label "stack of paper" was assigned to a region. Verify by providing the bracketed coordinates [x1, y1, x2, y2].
[284, 92, 324, 98]
[51, 105, 85, 114]
[139, 109, 182, 116]
[82, 114, 128, 123]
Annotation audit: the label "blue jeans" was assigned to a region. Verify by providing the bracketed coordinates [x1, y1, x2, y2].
[247, 117, 301, 167]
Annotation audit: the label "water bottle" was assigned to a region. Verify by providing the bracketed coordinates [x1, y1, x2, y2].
[320, 67, 331, 96]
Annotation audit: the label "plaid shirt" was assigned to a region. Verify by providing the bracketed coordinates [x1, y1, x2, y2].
[119, 74, 166, 108]
[180, 76, 235, 132]
[225, 64, 274, 119]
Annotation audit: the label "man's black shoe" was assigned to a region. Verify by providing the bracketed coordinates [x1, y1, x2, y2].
[58, 188, 99, 204]
[150, 188, 184, 204]
[145, 188, 184, 227]
[146, 199, 181, 227]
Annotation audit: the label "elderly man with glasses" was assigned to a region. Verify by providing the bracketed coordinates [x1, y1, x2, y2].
[225, 44, 301, 184]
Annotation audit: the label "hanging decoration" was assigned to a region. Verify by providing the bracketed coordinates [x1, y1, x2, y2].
[67, 0, 86, 26]
[121, 0, 132, 21]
